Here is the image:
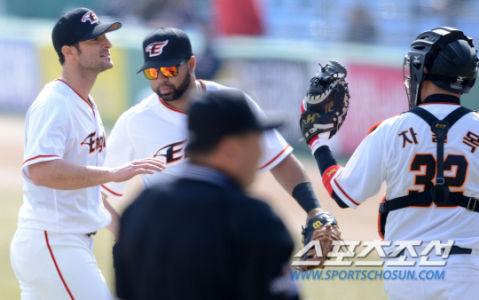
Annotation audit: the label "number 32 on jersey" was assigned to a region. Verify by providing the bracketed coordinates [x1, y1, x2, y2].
[408, 153, 468, 194]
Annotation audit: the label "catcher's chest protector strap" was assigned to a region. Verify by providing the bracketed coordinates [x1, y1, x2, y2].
[379, 106, 478, 237]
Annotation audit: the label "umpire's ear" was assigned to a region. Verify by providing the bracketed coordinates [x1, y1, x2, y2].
[188, 56, 196, 74]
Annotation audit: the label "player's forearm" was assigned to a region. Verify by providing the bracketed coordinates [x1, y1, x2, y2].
[311, 143, 348, 208]
[29, 159, 114, 190]
[312, 144, 339, 175]
[270, 154, 321, 212]
[270, 154, 309, 193]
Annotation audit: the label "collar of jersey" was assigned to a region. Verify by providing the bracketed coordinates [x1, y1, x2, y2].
[56, 78, 96, 116]
[158, 96, 186, 114]
[421, 94, 460, 105]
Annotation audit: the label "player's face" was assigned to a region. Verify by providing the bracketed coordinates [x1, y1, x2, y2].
[234, 132, 262, 188]
[149, 57, 195, 102]
[75, 34, 114, 72]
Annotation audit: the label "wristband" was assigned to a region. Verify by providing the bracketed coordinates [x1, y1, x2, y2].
[308, 134, 329, 154]
[292, 182, 321, 212]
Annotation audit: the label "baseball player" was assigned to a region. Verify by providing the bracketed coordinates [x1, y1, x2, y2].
[102, 26, 340, 252]
[300, 27, 479, 299]
[9, 8, 164, 300]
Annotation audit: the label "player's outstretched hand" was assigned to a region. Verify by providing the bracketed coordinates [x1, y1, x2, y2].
[110, 158, 166, 182]
[299, 61, 350, 142]
[298, 209, 342, 270]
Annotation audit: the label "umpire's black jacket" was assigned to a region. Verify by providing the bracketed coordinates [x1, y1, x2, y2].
[116, 164, 298, 300]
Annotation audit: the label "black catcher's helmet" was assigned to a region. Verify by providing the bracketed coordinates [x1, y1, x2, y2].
[403, 26, 479, 108]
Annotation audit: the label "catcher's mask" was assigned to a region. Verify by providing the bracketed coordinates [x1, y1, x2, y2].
[403, 26, 479, 109]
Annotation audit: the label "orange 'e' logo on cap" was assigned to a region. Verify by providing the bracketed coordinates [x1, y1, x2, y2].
[81, 11, 99, 24]
[145, 41, 169, 57]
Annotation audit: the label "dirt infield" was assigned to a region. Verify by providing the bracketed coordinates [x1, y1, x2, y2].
[0, 114, 24, 191]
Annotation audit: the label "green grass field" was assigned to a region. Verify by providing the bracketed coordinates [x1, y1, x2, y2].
[1, 188, 21, 299]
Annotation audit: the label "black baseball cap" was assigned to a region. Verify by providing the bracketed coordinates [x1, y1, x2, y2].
[187, 89, 282, 152]
[138, 27, 193, 73]
[52, 8, 121, 57]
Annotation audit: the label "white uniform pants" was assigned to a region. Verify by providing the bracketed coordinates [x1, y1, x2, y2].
[383, 251, 479, 300]
[10, 228, 112, 300]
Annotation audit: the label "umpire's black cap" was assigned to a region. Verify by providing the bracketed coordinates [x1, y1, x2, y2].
[187, 89, 282, 153]
[138, 27, 193, 72]
[52, 8, 121, 57]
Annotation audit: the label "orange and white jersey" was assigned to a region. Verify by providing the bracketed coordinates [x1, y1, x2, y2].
[101, 80, 292, 199]
[20, 79, 110, 233]
[331, 102, 479, 249]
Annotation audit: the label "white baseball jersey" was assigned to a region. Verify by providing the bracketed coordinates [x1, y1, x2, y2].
[20, 79, 111, 233]
[101, 80, 292, 198]
[331, 103, 479, 249]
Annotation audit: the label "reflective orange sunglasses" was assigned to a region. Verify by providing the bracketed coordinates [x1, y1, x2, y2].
[143, 60, 186, 80]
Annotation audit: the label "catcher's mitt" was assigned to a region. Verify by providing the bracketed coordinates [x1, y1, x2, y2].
[300, 210, 341, 269]
[300, 61, 350, 142]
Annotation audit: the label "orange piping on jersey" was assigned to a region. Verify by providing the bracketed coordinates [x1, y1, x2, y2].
[23, 154, 60, 165]
[56, 78, 96, 117]
[197, 79, 207, 92]
[367, 121, 383, 135]
[367, 114, 401, 136]
[101, 184, 123, 197]
[258, 145, 291, 171]
[322, 165, 342, 196]
[333, 175, 360, 206]
[158, 97, 186, 114]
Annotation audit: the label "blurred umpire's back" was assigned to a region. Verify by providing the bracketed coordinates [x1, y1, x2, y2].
[116, 89, 299, 300]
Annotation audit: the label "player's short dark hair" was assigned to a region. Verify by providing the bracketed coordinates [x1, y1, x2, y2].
[57, 42, 80, 65]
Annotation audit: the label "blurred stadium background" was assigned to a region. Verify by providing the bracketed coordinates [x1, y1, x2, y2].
[2, 0, 479, 299]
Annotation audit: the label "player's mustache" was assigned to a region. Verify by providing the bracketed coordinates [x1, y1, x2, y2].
[157, 84, 176, 90]
[159, 84, 175, 87]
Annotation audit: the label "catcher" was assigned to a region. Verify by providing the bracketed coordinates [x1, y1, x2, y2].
[302, 27, 479, 300]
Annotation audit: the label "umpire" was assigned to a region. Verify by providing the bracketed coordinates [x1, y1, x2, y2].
[115, 89, 299, 300]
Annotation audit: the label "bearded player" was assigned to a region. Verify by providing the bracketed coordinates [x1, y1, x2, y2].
[102, 27, 340, 269]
